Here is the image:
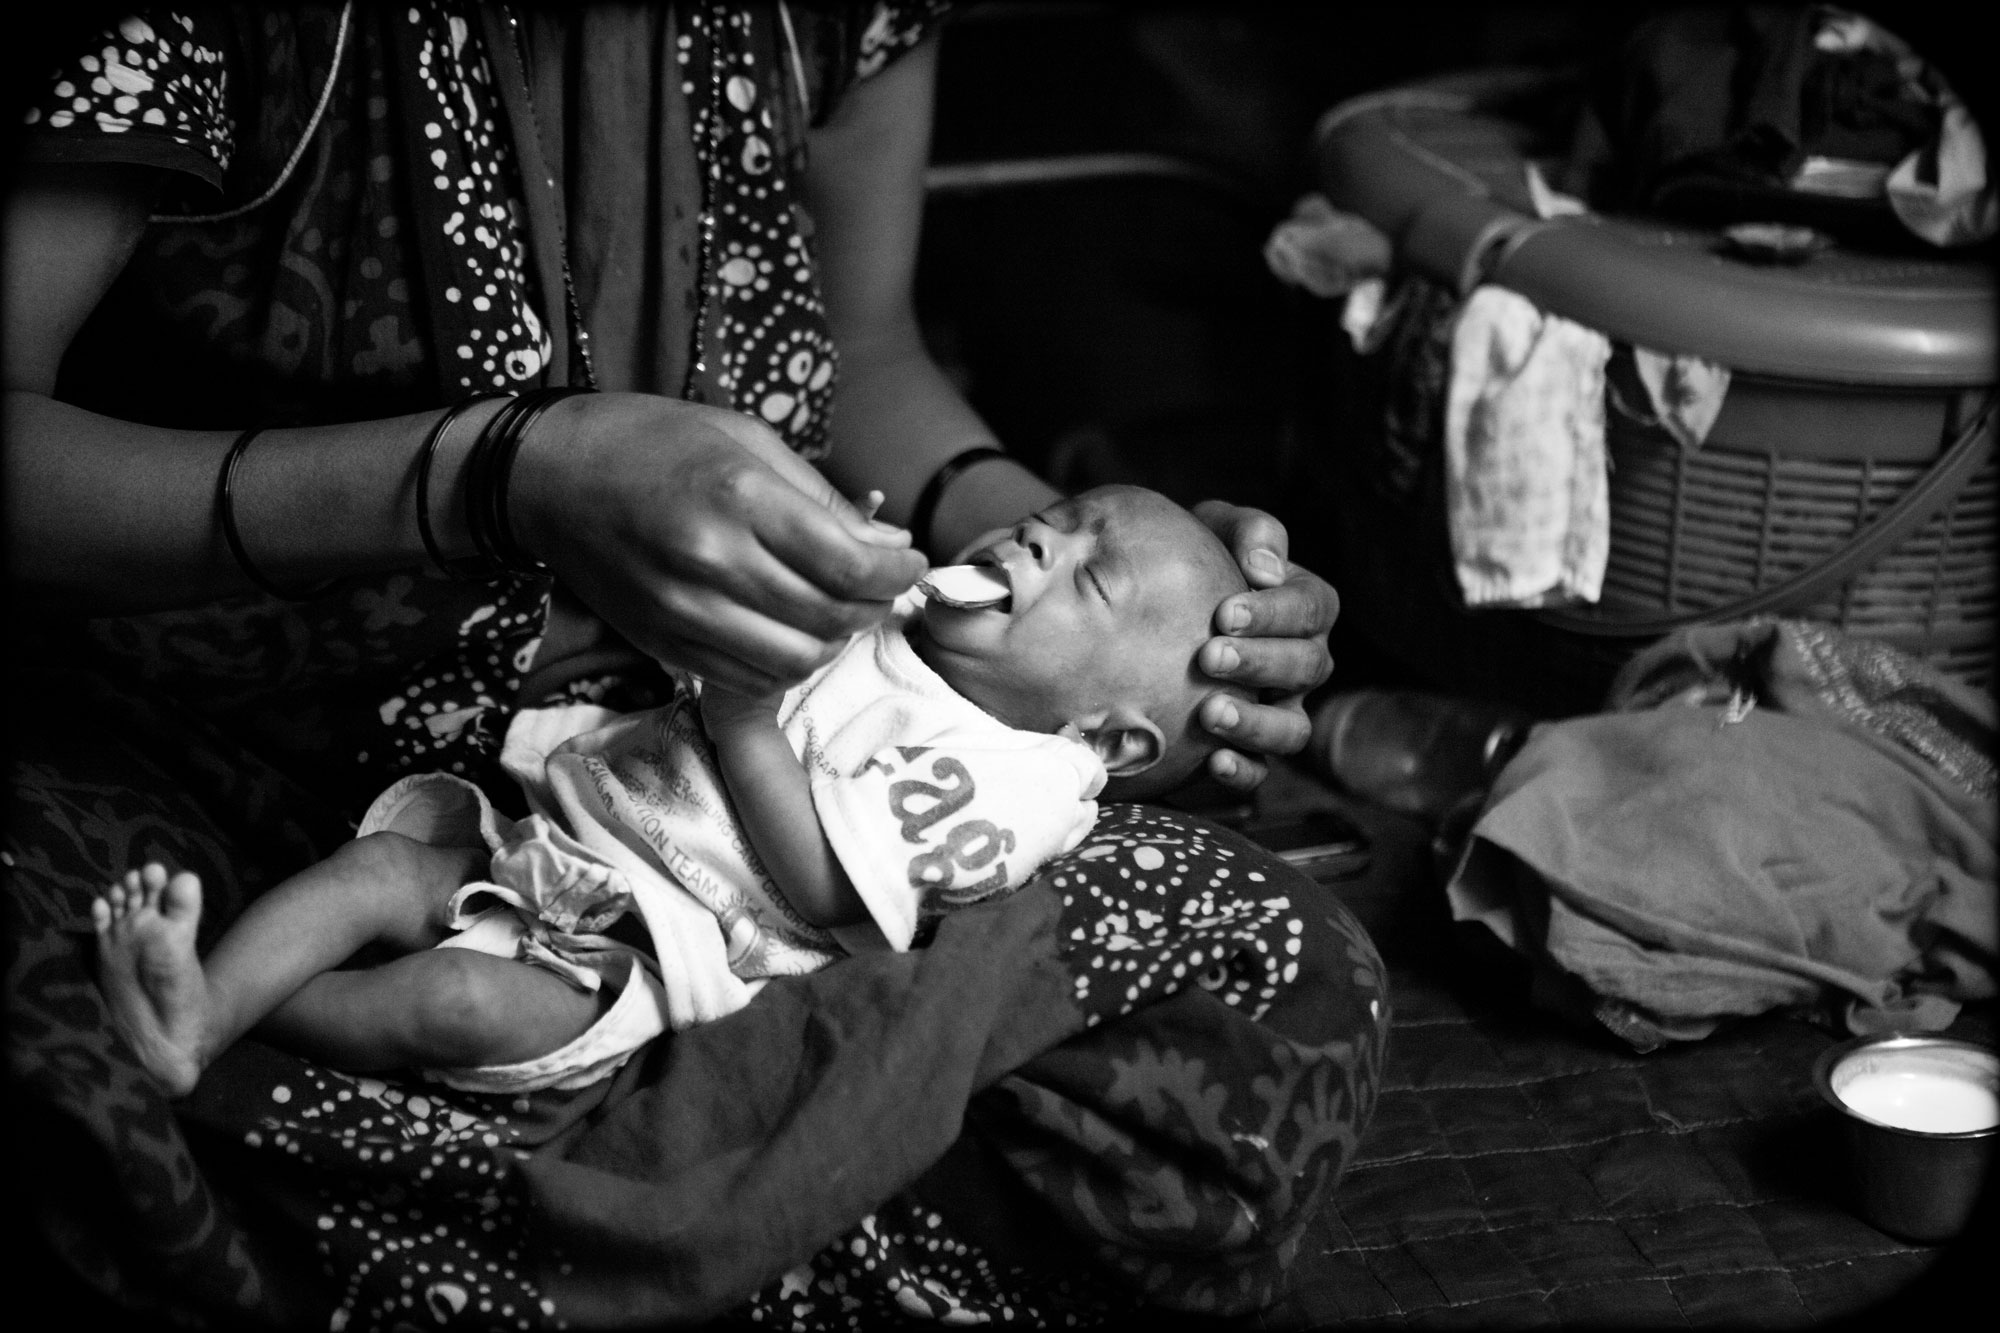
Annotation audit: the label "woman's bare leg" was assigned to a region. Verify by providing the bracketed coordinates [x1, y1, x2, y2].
[93, 834, 483, 1095]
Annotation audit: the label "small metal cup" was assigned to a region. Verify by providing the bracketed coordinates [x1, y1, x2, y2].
[1813, 1034, 1998, 1243]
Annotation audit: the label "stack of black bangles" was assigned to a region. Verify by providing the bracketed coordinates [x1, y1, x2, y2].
[219, 388, 591, 599]
[419, 386, 589, 579]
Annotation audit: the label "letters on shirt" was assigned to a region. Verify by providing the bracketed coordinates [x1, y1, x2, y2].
[868, 746, 1021, 909]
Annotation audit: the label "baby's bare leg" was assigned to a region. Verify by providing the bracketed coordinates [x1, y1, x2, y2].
[262, 949, 609, 1073]
[195, 832, 484, 1045]
[94, 834, 482, 1096]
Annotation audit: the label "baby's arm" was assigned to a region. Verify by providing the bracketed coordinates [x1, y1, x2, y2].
[699, 686, 869, 929]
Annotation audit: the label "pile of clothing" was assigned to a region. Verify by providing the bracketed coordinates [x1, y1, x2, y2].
[1449, 618, 1995, 1049]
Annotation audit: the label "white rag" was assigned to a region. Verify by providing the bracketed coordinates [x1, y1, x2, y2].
[1445, 285, 1612, 609]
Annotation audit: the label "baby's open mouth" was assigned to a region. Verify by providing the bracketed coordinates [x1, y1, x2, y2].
[920, 563, 1012, 610]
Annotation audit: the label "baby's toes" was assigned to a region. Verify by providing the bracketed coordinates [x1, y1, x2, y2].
[91, 895, 114, 934]
[161, 871, 203, 925]
[138, 862, 170, 910]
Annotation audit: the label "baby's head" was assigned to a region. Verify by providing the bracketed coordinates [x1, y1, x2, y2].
[911, 485, 1251, 800]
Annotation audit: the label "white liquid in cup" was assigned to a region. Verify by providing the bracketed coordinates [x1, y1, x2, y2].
[1836, 1054, 2000, 1135]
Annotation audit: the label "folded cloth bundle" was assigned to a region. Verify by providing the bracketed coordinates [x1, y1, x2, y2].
[1261, 192, 1394, 300]
[1446, 618, 1997, 1050]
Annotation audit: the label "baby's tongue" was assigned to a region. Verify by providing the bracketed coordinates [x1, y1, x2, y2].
[920, 564, 1011, 609]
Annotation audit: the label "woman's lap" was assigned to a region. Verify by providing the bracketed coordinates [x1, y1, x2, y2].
[7, 670, 1391, 1329]
[6, 662, 355, 1325]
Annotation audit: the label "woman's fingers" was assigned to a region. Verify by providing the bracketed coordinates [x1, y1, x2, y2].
[653, 462, 919, 643]
[1204, 747, 1270, 794]
[710, 413, 913, 549]
[1192, 499, 1292, 589]
[1214, 564, 1341, 642]
[749, 476, 928, 606]
[1199, 619, 1335, 701]
[629, 586, 843, 695]
[515, 392, 927, 685]
[1184, 498, 1340, 791]
[1197, 687, 1316, 763]
[628, 499, 918, 686]
[680, 425, 926, 606]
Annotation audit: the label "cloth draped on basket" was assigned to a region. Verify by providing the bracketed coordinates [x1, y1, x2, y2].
[1264, 204, 1731, 613]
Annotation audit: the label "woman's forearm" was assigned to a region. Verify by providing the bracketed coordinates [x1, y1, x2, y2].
[4, 161, 511, 615]
[820, 336, 1058, 560]
[3, 391, 506, 613]
[802, 31, 1059, 562]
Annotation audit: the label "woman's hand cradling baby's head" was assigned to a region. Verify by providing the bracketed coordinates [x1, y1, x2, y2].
[1188, 500, 1340, 790]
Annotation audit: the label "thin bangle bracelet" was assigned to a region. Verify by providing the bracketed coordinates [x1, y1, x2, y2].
[457, 387, 587, 576]
[415, 393, 509, 578]
[910, 446, 1013, 557]
[216, 427, 337, 601]
[485, 387, 587, 572]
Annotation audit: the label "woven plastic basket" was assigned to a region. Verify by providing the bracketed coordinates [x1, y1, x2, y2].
[1578, 384, 1995, 682]
[1312, 73, 1997, 706]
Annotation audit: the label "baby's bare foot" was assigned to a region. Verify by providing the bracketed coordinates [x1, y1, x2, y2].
[92, 863, 209, 1096]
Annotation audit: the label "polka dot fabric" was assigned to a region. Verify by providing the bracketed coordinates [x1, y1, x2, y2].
[22, 5, 565, 810]
[1052, 805, 1307, 1026]
[361, 575, 551, 782]
[184, 1047, 562, 1333]
[731, 1199, 1128, 1329]
[676, 1, 949, 457]
[730, 805, 1390, 1325]
[680, 7, 834, 455]
[22, 12, 232, 179]
[393, 1, 555, 393]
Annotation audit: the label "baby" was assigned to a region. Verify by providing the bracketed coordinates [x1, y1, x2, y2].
[93, 485, 1252, 1096]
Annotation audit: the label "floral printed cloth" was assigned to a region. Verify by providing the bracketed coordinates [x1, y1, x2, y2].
[172, 807, 1388, 1329]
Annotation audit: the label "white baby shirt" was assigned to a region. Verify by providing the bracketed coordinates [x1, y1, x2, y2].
[360, 597, 1106, 1042]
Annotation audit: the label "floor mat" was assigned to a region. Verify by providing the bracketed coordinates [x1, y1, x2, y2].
[1224, 770, 1992, 1329]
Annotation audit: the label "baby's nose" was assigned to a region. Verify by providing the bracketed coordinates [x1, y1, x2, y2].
[1012, 522, 1054, 567]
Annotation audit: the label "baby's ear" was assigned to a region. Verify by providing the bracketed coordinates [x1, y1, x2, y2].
[1061, 704, 1165, 778]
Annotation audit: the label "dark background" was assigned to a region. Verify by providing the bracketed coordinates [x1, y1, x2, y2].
[912, 0, 1995, 702]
